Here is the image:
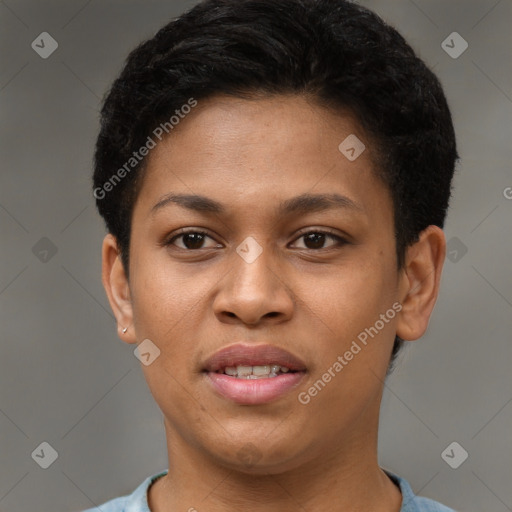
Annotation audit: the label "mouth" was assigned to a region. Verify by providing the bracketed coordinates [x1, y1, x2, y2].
[202, 343, 307, 405]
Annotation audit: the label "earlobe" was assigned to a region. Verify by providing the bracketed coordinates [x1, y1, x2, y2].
[101, 234, 137, 344]
[395, 225, 446, 342]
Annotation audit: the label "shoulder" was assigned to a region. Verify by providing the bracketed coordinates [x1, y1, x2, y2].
[81, 495, 128, 512]
[384, 470, 456, 512]
[79, 469, 168, 512]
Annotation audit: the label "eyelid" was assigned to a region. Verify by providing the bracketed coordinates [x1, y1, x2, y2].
[292, 227, 348, 240]
[290, 228, 349, 248]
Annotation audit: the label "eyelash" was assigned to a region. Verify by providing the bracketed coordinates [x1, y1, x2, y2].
[165, 228, 348, 251]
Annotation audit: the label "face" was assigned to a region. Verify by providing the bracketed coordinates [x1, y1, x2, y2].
[104, 94, 435, 474]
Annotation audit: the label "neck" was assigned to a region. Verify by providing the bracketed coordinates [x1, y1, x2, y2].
[149, 398, 402, 512]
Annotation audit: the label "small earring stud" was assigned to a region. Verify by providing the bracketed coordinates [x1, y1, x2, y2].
[122, 327, 128, 333]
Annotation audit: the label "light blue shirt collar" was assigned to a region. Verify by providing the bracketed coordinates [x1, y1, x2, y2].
[83, 468, 455, 512]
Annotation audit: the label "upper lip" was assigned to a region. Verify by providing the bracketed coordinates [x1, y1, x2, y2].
[203, 343, 307, 372]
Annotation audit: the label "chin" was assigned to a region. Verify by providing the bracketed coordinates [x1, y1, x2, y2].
[207, 438, 311, 476]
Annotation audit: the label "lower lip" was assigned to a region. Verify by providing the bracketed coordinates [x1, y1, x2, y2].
[206, 372, 305, 405]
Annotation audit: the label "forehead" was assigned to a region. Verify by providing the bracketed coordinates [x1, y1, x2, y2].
[133, 93, 390, 222]
[146, 93, 370, 171]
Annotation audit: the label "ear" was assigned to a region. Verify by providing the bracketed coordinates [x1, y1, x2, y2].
[102, 234, 137, 344]
[396, 225, 446, 341]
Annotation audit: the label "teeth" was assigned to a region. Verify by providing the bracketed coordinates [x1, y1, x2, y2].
[237, 366, 253, 377]
[252, 365, 270, 376]
[220, 364, 292, 378]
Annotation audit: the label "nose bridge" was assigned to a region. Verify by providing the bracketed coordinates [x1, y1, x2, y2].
[213, 235, 294, 324]
[233, 235, 277, 298]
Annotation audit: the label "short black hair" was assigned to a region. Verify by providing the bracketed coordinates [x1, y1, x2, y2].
[93, 0, 458, 369]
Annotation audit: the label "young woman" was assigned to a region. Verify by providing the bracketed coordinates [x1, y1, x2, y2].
[87, 1, 458, 510]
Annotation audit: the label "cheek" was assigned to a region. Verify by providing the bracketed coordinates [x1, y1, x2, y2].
[130, 251, 210, 335]
[130, 261, 204, 417]
[297, 261, 398, 424]
[309, 256, 396, 340]
[129, 253, 221, 384]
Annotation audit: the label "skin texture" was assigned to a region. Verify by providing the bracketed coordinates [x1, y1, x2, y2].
[102, 94, 446, 512]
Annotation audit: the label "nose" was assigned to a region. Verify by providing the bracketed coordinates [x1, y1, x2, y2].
[212, 241, 294, 326]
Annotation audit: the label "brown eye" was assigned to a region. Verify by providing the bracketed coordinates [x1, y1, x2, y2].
[167, 231, 220, 250]
[292, 231, 347, 250]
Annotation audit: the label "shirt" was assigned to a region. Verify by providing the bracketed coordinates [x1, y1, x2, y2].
[81, 468, 455, 512]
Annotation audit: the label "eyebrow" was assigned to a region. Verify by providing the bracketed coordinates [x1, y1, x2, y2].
[150, 192, 364, 217]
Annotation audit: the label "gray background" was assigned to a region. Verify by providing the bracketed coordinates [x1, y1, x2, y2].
[0, 0, 511, 511]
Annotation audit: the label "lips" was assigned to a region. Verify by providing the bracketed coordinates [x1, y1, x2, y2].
[202, 343, 307, 405]
[203, 343, 307, 373]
